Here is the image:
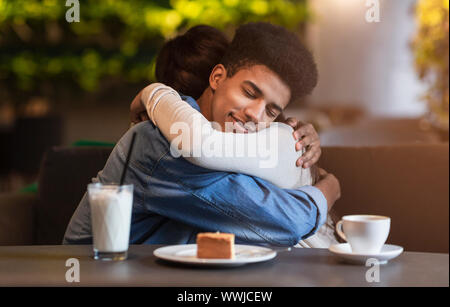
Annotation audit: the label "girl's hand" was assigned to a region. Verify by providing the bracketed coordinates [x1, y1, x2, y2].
[130, 90, 149, 124]
[284, 117, 322, 169]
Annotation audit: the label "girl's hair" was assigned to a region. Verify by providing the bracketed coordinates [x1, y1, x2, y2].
[155, 25, 230, 100]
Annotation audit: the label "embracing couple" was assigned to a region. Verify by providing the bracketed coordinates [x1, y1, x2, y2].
[63, 22, 341, 248]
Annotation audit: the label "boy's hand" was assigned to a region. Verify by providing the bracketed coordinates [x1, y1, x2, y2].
[314, 168, 341, 211]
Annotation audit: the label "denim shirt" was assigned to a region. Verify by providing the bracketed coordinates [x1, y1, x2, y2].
[63, 95, 328, 247]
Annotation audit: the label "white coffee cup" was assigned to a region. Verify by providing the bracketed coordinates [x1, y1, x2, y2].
[335, 215, 390, 254]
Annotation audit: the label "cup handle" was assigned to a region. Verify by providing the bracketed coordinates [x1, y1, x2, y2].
[335, 220, 347, 242]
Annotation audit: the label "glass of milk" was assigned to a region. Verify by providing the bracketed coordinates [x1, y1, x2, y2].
[88, 183, 133, 261]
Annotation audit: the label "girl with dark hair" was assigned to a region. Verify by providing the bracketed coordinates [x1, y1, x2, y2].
[131, 25, 229, 123]
[156, 25, 230, 100]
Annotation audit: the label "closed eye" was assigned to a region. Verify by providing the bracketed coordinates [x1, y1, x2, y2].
[243, 89, 256, 99]
[266, 103, 283, 117]
[266, 107, 277, 117]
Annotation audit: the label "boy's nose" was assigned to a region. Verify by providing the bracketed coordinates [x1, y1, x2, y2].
[243, 100, 265, 123]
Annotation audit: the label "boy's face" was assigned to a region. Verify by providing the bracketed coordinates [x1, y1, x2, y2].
[209, 64, 291, 133]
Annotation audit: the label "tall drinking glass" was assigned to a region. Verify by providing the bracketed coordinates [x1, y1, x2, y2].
[88, 183, 133, 260]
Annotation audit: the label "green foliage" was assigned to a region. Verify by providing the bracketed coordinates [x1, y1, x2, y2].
[412, 0, 449, 131]
[0, 0, 310, 104]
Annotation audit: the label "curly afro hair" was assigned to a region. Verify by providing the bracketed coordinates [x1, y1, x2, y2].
[220, 22, 318, 103]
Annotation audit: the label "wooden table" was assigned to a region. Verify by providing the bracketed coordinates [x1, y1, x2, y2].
[0, 245, 448, 287]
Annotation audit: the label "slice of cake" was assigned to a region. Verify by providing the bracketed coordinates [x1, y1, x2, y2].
[196, 232, 235, 259]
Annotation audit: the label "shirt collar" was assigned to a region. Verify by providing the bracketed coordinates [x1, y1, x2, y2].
[179, 93, 201, 112]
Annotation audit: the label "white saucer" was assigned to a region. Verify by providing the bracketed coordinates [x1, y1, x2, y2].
[329, 243, 404, 265]
[153, 244, 277, 267]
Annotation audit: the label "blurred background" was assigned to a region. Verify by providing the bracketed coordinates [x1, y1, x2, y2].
[0, 0, 448, 192]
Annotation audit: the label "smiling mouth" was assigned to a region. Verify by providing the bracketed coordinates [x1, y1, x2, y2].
[228, 114, 249, 133]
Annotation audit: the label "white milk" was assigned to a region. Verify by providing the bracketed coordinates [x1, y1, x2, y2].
[89, 185, 133, 253]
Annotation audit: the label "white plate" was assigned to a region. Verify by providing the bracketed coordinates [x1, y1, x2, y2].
[153, 244, 277, 267]
[329, 243, 404, 265]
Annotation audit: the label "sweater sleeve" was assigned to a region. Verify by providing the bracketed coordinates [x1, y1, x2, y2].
[141, 83, 312, 189]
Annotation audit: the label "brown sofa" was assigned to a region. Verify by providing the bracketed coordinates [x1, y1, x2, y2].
[0, 144, 448, 252]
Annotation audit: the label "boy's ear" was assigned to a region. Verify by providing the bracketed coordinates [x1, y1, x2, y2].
[209, 64, 227, 91]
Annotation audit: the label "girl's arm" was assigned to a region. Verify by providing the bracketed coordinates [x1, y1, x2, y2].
[141, 83, 312, 189]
